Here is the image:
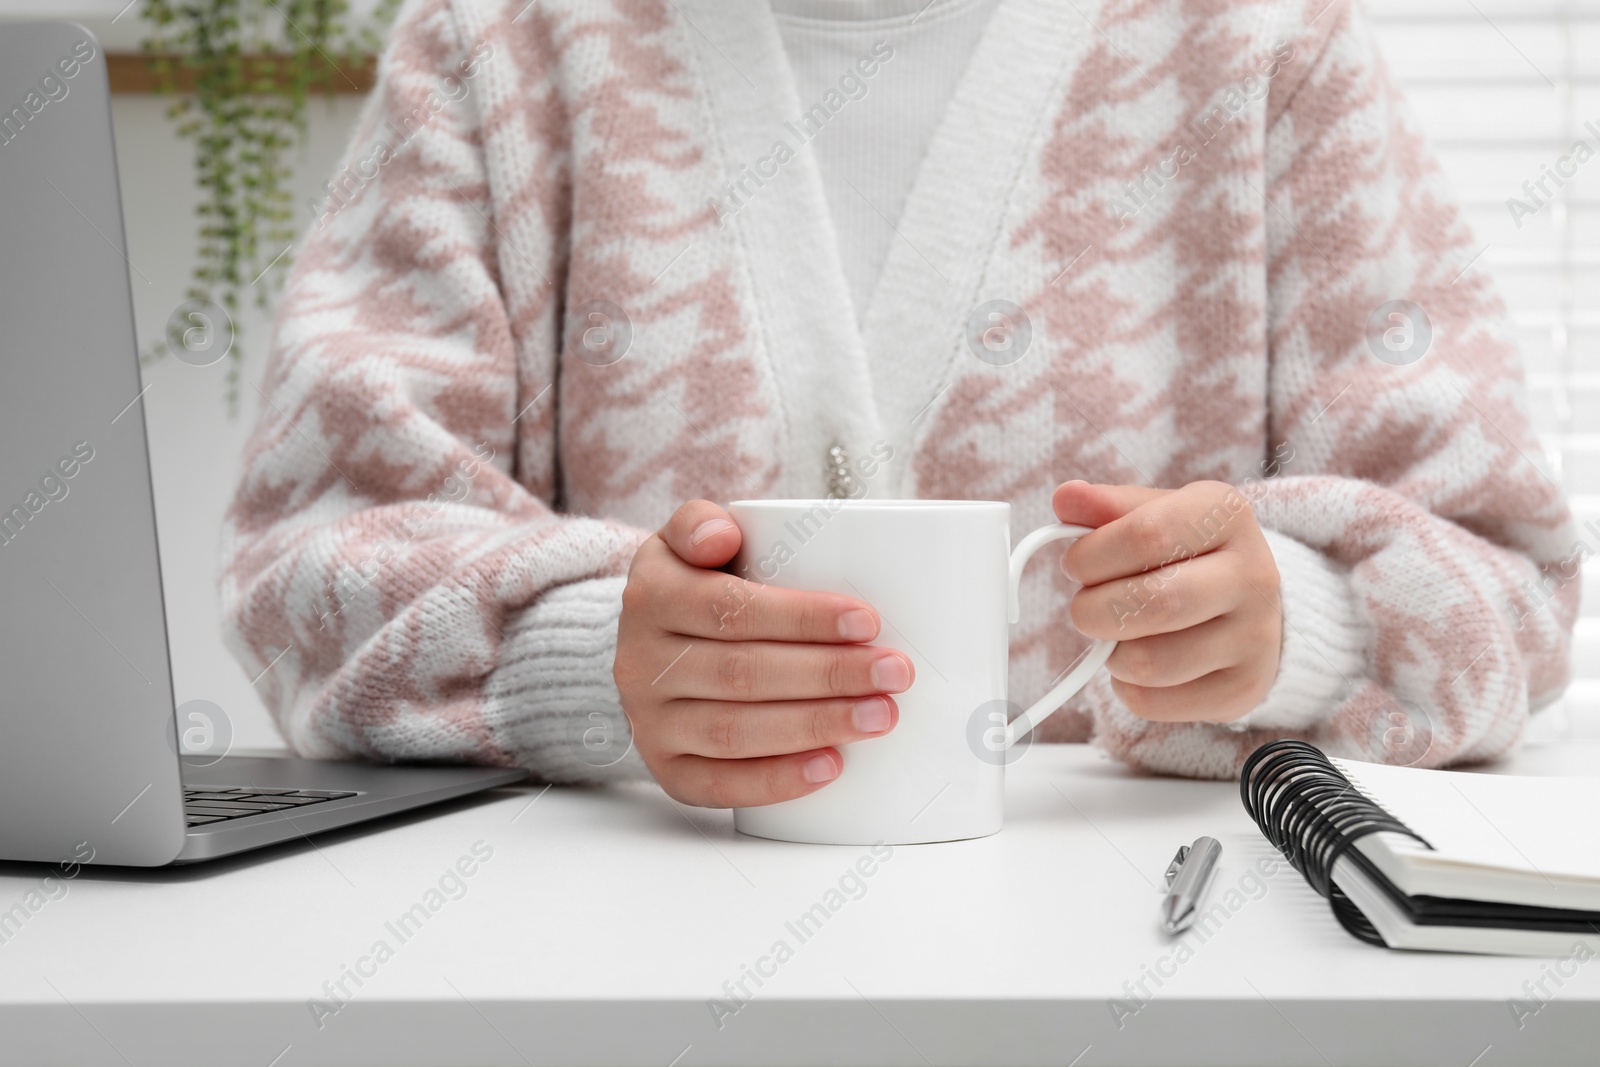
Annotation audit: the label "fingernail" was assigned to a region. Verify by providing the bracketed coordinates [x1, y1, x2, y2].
[852, 696, 892, 733]
[870, 655, 912, 693]
[837, 609, 877, 642]
[803, 753, 839, 783]
[689, 518, 735, 545]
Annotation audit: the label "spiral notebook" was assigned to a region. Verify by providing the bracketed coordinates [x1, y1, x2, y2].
[1241, 740, 1600, 956]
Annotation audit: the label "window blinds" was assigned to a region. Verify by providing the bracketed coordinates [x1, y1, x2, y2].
[1371, 0, 1598, 734]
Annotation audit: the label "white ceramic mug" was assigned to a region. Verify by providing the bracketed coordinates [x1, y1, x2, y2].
[726, 499, 1116, 845]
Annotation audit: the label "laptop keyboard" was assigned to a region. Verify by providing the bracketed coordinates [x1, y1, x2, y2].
[182, 787, 359, 827]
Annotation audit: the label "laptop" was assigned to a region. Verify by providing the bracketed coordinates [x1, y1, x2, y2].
[0, 22, 527, 866]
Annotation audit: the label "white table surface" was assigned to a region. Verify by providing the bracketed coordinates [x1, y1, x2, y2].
[2, 742, 1597, 1067]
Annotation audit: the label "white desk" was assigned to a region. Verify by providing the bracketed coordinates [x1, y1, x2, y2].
[2, 742, 1597, 1067]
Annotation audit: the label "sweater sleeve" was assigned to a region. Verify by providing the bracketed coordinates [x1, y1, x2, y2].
[1089, 1, 1581, 778]
[219, 0, 651, 783]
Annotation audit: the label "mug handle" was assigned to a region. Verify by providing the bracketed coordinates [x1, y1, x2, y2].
[1004, 523, 1117, 747]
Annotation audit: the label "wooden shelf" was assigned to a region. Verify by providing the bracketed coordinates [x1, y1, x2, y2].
[106, 51, 376, 94]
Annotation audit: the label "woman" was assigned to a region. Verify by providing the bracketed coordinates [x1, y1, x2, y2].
[221, 0, 1578, 806]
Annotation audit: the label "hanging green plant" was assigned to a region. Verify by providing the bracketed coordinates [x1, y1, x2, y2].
[140, 0, 401, 412]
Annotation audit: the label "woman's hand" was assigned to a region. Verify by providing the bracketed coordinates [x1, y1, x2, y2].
[1053, 480, 1282, 723]
[615, 500, 913, 807]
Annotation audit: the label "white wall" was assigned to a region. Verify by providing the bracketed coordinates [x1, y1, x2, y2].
[110, 86, 366, 751]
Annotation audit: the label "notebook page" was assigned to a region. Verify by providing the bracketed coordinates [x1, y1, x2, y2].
[1331, 758, 1600, 883]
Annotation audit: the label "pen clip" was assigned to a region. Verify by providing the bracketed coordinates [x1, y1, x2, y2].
[1164, 844, 1190, 889]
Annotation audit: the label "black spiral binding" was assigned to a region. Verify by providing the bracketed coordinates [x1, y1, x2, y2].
[1240, 740, 1434, 946]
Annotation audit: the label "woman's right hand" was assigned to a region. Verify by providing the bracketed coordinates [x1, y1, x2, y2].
[615, 500, 913, 808]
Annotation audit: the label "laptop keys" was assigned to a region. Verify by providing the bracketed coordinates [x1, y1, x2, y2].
[187, 800, 291, 812]
[181, 787, 362, 827]
[184, 805, 300, 823]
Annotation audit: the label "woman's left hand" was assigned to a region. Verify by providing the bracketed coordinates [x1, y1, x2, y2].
[1053, 480, 1283, 723]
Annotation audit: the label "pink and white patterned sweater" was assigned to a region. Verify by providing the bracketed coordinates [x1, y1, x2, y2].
[221, 0, 1580, 782]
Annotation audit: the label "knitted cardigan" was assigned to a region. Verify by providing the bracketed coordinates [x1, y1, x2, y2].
[221, 0, 1580, 782]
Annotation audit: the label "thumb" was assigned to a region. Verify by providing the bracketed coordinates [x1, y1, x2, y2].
[659, 499, 742, 569]
[1051, 480, 1169, 528]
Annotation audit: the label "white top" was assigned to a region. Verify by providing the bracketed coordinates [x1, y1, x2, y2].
[4, 742, 1599, 1065]
[770, 0, 1001, 323]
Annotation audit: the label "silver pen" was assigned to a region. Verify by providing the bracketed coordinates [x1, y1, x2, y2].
[1162, 835, 1222, 933]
